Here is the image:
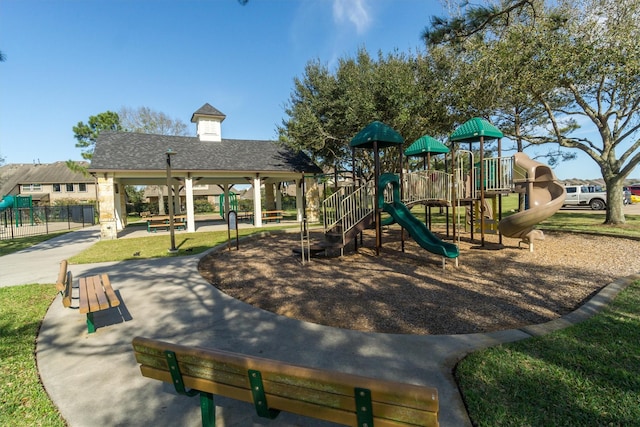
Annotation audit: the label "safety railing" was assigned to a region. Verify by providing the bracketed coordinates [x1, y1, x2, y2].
[476, 156, 514, 192]
[402, 170, 451, 205]
[322, 183, 375, 238]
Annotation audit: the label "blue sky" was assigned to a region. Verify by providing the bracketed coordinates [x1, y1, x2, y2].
[0, 0, 627, 180]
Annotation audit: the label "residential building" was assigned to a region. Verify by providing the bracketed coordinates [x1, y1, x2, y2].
[0, 161, 96, 205]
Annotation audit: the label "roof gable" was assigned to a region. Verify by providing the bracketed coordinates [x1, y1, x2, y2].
[190, 103, 226, 123]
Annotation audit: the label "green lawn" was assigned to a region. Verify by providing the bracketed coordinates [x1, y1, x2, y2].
[70, 225, 294, 263]
[456, 279, 640, 426]
[0, 284, 65, 427]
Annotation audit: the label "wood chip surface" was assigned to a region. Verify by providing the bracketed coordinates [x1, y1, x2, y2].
[198, 227, 638, 335]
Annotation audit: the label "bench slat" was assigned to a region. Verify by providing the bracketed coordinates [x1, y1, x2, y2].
[133, 339, 437, 411]
[56, 260, 69, 292]
[133, 337, 438, 426]
[78, 277, 90, 314]
[91, 276, 110, 311]
[61, 271, 73, 308]
[138, 365, 437, 427]
[99, 274, 120, 308]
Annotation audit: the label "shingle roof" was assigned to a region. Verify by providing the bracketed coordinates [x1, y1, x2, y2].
[190, 103, 226, 123]
[0, 162, 92, 195]
[89, 132, 322, 174]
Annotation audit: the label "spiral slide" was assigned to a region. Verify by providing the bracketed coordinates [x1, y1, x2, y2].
[498, 153, 566, 246]
[379, 173, 459, 259]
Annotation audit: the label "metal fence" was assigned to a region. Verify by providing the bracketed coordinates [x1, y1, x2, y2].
[0, 205, 96, 240]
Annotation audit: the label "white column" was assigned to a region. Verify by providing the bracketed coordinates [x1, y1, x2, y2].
[276, 182, 282, 210]
[185, 176, 195, 232]
[253, 176, 263, 227]
[115, 182, 126, 231]
[295, 177, 304, 222]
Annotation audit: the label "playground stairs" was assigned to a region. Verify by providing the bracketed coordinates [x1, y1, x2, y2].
[321, 212, 375, 251]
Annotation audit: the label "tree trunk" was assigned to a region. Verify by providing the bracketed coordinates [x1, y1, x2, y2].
[604, 179, 625, 224]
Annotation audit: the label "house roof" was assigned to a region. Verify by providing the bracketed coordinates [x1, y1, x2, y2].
[0, 162, 93, 196]
[89, 132, 322, 176]
[190, 103, 226, 123]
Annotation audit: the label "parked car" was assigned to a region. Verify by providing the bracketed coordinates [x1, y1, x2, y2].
[624, 184, 640, 196]
[563, 185, 607, 210]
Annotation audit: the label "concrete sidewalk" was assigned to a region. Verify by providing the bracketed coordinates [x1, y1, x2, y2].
[0, 226, 101, 287]
[3, 226, 634, 426]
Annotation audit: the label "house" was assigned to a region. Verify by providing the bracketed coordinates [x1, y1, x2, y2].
[0, 161, 97, 205]
[88, 103, 322, 239]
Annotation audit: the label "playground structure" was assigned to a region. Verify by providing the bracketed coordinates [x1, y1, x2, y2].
[319, 118, 566, 264]
[0, 194, 36, 226]
[218, 192, 238, 219]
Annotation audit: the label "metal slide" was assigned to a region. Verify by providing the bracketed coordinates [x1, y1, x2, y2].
[379, 173, 459, 259]
[498, 152, 566, 246]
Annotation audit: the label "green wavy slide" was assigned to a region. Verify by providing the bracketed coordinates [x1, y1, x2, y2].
[378, 173, 459, 259]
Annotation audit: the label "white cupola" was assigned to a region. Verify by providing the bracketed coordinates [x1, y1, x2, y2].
[190, 103, 226, 142]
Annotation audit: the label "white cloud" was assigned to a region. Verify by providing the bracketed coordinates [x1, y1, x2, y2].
[332, 0, 372, 35]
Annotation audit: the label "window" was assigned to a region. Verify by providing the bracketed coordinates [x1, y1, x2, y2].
[566, 187, 576, 194]
[78, 183, 87, 192]
[22, 184, 42, 192]
[53, 184, 61, 192]
[66, 183, 74, 192]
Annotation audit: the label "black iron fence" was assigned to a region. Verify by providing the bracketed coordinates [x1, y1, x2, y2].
[0, 205, 96, 240]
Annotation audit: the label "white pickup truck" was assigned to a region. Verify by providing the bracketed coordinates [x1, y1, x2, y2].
[563, 185, 607, 210]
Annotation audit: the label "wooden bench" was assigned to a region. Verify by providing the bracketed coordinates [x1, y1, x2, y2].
[56, 260, 121, 334]
[147, 215, 186, 232]
[262, 210, 284, 223]
[132, 337, 439, 427]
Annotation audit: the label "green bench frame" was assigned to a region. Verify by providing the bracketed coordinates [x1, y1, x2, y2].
[57, 260, 121, 333]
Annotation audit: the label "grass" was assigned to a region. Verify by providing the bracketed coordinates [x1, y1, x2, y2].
[0, 284, 65, 427]
[0, 232, 69, 257]
[541, 211, 640, 237]
[456, 280, 640, 426]
[69, 225, 294, 263]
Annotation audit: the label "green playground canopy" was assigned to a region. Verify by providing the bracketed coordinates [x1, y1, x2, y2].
[450, 117, 503, 143]
[350, 121, 404, 149]
[404, 135, 449, 156]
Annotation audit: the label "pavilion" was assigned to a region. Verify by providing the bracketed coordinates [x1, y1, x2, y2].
[89, 103, 322, 239]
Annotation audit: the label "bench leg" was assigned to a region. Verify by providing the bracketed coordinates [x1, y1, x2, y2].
[200, 392, 215, 427]
[86, 313, 96, 333]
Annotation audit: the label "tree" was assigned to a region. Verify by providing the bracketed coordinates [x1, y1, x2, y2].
[0, 50, 6, 62]
[424, 0, 640, 224]
[68, 111, 121, 174]
[72, 111, 122, 161]
[279, 48, 452, 179]
[119, 106, 189, 136]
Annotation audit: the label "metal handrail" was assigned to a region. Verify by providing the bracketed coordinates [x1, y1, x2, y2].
[402, 170, 451, 205]
[322, 183, 375, 242]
